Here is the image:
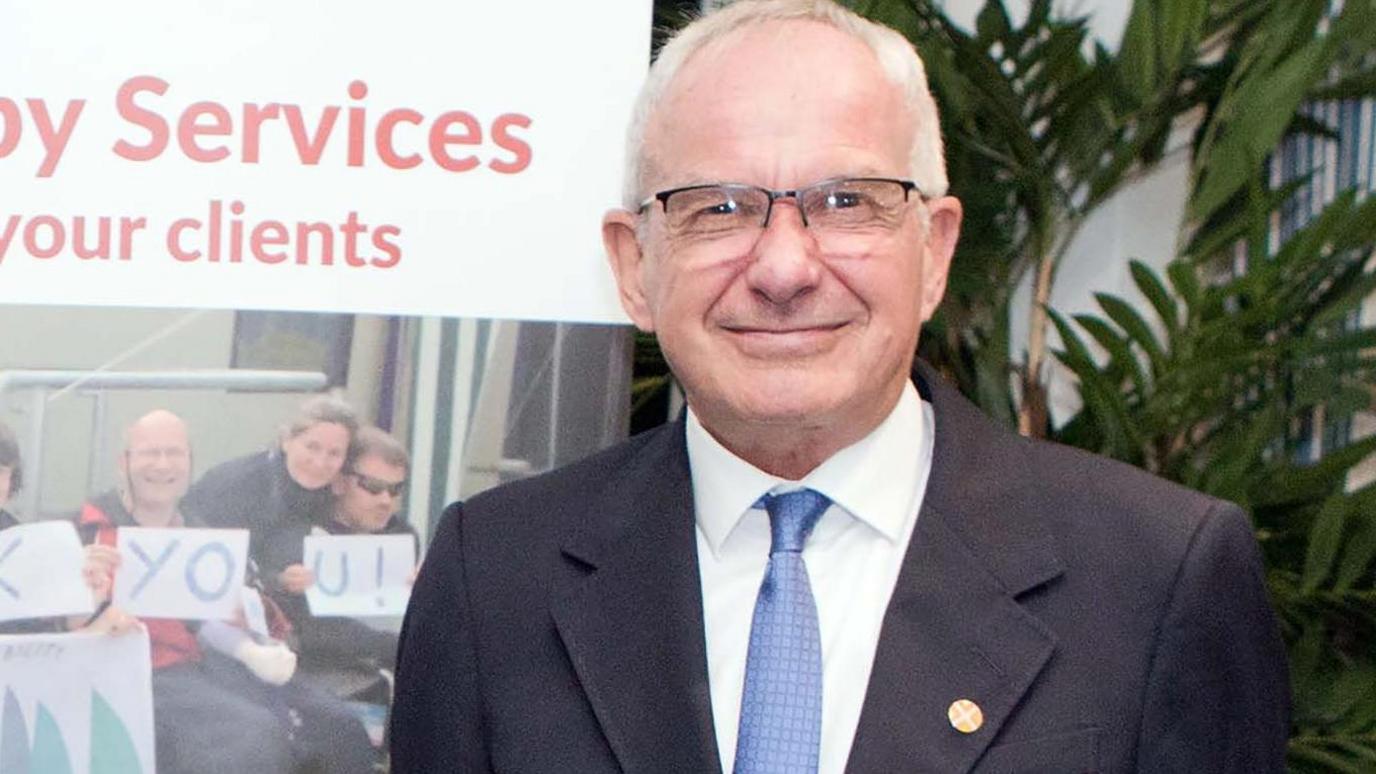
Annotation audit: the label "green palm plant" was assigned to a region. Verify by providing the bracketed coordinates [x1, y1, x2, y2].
[1050, 199, 1376, 768]
[847, 0, 1376, 768]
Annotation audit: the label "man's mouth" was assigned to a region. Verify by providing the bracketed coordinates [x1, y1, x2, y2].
[720, 320, 848, 335]
[719, 321, 849, 355]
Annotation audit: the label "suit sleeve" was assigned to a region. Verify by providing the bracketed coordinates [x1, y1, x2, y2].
[390, 501, 492, 773]
[1136, 502, 1291, 772]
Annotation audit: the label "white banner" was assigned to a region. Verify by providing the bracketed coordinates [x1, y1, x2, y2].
[0, 521, 94, 623]
[305, 533, 415, 617]
[0, 629, 155, 774]
[0, 0, 650, 323]
[112, 527, 248, 620]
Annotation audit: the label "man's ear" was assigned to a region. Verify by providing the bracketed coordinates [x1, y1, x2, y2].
[918, 196, 962, 323]
[602, 209, 656, 332]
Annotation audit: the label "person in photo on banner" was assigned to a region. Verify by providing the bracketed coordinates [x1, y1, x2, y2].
[294, 426, 418, 690]
[77, 409, 375, 774]
[390, 1, 1291, 772]
[0, 419, 137, 636]
[0, 420, 25, 532]
[182, 393, 359, 600]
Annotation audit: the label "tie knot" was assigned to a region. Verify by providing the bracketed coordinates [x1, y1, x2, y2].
[758, 489, 830, 554]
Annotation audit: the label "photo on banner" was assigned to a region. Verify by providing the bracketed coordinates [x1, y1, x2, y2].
[1, 0, 650, 769]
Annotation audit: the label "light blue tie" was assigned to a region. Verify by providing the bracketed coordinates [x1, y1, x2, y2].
[733, 488, 830, 774]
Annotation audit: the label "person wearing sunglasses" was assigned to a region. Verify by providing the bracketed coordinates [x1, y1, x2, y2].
[286, 426, 418, 687]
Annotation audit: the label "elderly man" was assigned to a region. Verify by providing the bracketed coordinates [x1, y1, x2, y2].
[78, 409, 375, 774]
[392, 2, 1289, 772]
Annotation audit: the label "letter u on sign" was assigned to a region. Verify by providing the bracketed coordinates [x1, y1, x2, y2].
[303, 534, 414, 617]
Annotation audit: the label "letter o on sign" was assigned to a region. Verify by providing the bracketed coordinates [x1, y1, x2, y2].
[184, 542, 235, 602]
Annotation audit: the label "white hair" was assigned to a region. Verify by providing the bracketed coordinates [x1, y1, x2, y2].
[621, 0, 948, 210]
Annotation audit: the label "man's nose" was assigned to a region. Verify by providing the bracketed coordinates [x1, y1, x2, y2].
[744, 202, 822, 305]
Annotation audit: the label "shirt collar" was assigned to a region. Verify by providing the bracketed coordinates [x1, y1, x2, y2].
[686, 381, 927, 557]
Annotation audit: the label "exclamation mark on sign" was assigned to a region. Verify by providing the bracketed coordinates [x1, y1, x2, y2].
[375, 545, 385, 608]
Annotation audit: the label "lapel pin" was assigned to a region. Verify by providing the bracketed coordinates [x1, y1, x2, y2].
[948, 699, 984, 734]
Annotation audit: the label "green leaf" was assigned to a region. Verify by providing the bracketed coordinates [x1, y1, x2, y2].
[1334, 495, 1376, 592]
[1302, 495, 1349, 592]
[1129, 260, 1179, 343]
[1049, 308, 1141, 460]
[1252, 435, 1376, 508]
[1165, 261, 1201, 315]
[1287, 743, 1366, 774]
[1295, 328, 1376, 360]
[1310, 69, 1376, 101]
[975, 0, 1012, 42]
[1072, 313, 1149, 396]
[1330, 740, 1376, 764]
[1191, 37, 1334, 219]
[1094, 293, 1166, 375]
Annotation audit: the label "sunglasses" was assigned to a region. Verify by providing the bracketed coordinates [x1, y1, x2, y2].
[348, 472, 407, 497]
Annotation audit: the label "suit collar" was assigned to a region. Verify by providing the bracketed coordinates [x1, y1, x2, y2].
[912, 362, 1065, 597]
[551, 424, 721, 773]
[846, 363, 1065, 772]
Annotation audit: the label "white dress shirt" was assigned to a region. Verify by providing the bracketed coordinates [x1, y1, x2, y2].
[688, 382, 935, 774]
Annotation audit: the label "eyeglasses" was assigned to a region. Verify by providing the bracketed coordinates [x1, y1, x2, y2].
[348, 472, 407, 497]
[127, 446, 190, 463]
[639, 177, 923, 242]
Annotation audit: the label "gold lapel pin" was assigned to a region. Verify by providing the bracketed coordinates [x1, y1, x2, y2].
[948, 699, 984, 734]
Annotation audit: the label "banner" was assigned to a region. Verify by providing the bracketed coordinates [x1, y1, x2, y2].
[0, 630, 155, 774]
[0, 0, 650, 323]
[305, 533, 415, 617]
[112, 527, 249, 620]
[0, 522, 93, 623]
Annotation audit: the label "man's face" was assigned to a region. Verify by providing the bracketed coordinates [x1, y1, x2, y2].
[605, 21, 961, 445]
[121, 416, 191, 513]
[332, 453, 406, 533]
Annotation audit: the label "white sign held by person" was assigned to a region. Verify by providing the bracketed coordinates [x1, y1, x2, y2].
[112, 527, 249, 620]
[0, 0, 650, 324]
[305, 534, 415, 617]
[0, 521, 94, 622]
[0, 630, 155, 774]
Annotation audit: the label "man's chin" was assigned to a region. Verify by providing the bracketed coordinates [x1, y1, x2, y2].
[724, 392, 844, 429]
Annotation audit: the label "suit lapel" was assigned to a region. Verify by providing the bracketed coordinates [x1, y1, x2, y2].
[846, 365, 1065, 773]
[549, 425, 721, 774]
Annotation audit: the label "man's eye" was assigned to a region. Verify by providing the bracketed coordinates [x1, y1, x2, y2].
[826, 191, 869, 209]
[696, 198, 740, 217]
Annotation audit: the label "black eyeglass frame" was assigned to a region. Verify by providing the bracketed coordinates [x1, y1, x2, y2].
[637, 177, 925, 228]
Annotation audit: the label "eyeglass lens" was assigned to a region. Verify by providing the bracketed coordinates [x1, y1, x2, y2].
[662, 178, 910, 238]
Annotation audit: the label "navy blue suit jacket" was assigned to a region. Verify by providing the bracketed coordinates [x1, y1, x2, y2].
[391, 364, 1289, 772]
